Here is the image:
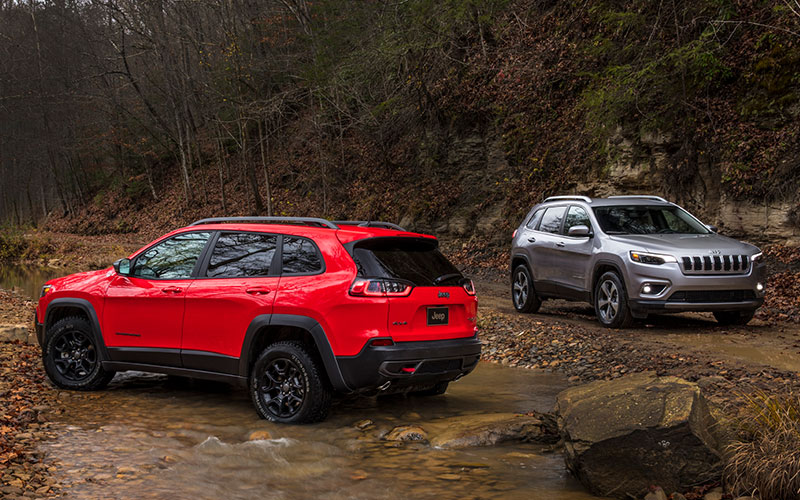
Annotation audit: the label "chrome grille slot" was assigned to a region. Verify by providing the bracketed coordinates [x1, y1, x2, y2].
[681, 254, 750, 275]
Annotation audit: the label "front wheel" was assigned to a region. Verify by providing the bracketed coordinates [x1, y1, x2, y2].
[250, 341, 332, 424]
[512, 265, 541, 313]
[713, 310, 756, 326]
[43, 316, 115, 390]
[593, 272, 633, 328]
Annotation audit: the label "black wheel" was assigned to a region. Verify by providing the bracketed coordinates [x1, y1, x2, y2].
[411, 381, 449, 397]
[250, 341, 331, 424]
[43, 316, 115, 390]
[593, 272, 633, 328]
[512, 265, 541, 313]
[713, 310, 755, 326]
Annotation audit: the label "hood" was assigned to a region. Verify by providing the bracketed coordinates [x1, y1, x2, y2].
[47, 268, 114, 290]
[607, 233, 760, 256]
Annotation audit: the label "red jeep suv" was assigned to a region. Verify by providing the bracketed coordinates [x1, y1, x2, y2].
[35, 218, 480, 423]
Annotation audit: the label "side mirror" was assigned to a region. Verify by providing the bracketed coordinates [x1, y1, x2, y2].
[706, 224, 718, 233]
[568, 225, 592, 237]
[113, 258, 131, 275]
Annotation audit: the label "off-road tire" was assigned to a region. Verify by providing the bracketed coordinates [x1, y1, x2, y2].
[713, 309, 756, 326]
[410, 381, 449, 397]
[593, 272, 633, 329]
[512, 265, 541, 313]
[43, 316, 115, 390]
[250, 341, 332, 424]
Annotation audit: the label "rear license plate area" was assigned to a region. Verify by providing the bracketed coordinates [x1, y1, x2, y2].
[426, 307, 449, 326]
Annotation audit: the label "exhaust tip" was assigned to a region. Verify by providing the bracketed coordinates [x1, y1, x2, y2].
[378, 381, 392, 391]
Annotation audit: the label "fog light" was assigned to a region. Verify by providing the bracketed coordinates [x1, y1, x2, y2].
[756, 282, 764, 292]
[642, 284, 652, 294]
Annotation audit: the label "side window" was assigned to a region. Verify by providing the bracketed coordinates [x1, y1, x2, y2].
[206, 232, 278, 278]
[526, 209, 545, 230]
[539, 207, 566, 234]
[132, 232, 210, 279]
[282, 237, 323, 274]
[564, 206, 591, 234]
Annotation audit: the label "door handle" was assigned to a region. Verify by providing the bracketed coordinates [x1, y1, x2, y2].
[161, 286, 183, 294]
[246, 287, 271, 295]
[527, 237, 536, 243]
[556, 241, 565, 247]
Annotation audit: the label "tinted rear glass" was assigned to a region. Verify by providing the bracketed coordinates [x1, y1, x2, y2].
[539, 207, 566, 234]
[282, 236, 323, 274]
[207, 232, 278, 278]
[352, 238, 463, 286]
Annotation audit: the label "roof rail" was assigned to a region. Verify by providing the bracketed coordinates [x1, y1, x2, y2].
[543, 195, 592, 203]
[334, 220, 406, 231]
[188, 216, 339, 229]
[608, 195, 669, 203]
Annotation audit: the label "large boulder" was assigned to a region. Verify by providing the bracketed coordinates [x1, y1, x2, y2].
[555, 372, 724, 499]
[0, 324, 31, 344]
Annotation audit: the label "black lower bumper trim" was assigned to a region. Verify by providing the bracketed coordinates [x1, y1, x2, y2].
[336, 336, 482, 392]
[34, 310, 44, 348]
[630, 297, 763, 314]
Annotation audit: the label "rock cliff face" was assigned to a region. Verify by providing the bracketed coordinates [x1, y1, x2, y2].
[401, 127, 798, 246]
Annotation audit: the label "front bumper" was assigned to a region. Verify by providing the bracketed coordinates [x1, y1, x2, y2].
[626, 261, 766, 316]
[336, 336, 482, 392]
[34, 308, 44, 347]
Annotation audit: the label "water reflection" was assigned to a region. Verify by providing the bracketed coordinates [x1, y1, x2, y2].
[0, 265, 68, 299]
[42, 364, 600, 499]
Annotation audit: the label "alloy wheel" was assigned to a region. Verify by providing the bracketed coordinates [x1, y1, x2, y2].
[597, 279, 620, 323]
[513, 271, 529, 308]
[258, 357, 306, 419]
[52, 330, 97, 381]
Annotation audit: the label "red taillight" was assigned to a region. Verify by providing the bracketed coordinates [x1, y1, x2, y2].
[462, 279, 476, 296]
[349, 278, 413, 297]
[370, 338, 395, 347]
[512, 229, 517, 238]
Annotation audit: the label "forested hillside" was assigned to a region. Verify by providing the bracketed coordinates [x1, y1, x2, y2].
[1, 0, 799, 244]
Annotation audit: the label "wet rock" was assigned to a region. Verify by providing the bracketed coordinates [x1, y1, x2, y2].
[644, 487, 668, 500]
[350, 470, 368, 481]
[556, 372, 724, 499]
[436, 473, 462, 481]
[703, 488, 723, 500]
[383, 425, 428, 442]
[426, 412, 557, 449]
[354, 419, 374, 431]
[247, 430, 272, 441]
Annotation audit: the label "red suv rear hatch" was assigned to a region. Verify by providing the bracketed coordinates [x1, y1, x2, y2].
[349, 237, 477, 342]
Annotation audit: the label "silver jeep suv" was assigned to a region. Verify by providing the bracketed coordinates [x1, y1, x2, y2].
[510, 195, 766, 328]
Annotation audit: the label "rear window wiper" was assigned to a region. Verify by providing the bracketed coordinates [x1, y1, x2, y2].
[433, 273, 462, 284]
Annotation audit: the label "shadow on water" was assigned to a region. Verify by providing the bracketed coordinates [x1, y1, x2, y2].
[42, 363, 602, 500]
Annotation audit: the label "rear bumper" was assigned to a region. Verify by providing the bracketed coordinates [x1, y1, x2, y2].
[335, 336, 482, 392]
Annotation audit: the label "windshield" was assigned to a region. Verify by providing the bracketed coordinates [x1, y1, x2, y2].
[592, 205, 710, 235]
[351, 238, 463, 286]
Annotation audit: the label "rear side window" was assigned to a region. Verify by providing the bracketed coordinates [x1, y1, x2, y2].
[539, 207, 566, 234]
[282, 236, 323, 274]
[526, 209, 545, 229]
[352, 238, 463, 286]
[206, 232, 278, 278]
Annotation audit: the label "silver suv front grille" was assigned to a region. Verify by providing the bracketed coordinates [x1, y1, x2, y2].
[680, 254, 750, 275]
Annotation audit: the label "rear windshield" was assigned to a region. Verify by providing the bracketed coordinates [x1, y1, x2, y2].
[352, 238, 463, 286]
[593, 205, 710, 235]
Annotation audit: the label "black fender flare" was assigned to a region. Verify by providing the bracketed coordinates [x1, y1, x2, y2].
[238, 314, 351, 393]
[510, 253, 533, 278]
[591, 258, 628, 299]
[44, 298, 110, 361]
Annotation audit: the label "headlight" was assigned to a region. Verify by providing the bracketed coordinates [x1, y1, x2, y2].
[40, 285, 55, 298]
[629, 251, 677, 265]
[751, 252, 763, 263]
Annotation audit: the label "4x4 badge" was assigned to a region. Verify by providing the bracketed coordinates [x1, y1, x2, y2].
[438, 291, 450, 299]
